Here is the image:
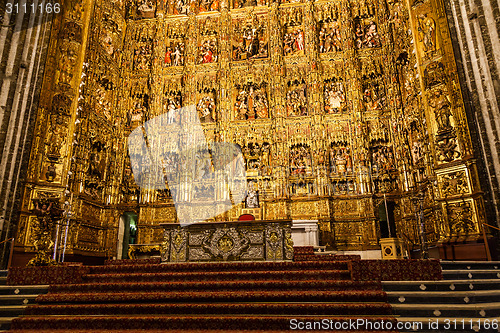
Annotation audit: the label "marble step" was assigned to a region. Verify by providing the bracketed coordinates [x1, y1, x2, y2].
[386, 290, 500, 304]
[383, 279, 500, 292]
[391, 302, 500, 319]
[0, 294, 38, 306]
[441, 261, 500, 271]
[0, 285, 48, 296]
[0, 318, 15, 331]
[441, 269, 500, 280]
[0, 305, 26, 317]
[396, 316, 500, 333]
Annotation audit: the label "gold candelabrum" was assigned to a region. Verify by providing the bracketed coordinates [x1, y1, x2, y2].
[27, 198, 64, 266]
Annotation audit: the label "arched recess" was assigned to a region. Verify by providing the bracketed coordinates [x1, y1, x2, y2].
[117, 212, 138, 259]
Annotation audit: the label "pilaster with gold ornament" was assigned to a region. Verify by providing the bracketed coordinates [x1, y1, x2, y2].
[405, 0, 485, 242]
[18, 0, 95, 254]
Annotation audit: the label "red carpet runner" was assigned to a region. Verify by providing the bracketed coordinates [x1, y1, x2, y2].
[9, 258, 398, 332]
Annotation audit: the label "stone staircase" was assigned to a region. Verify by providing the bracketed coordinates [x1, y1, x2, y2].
[0, 270, 48, 332]
[384, 261, 500, 333]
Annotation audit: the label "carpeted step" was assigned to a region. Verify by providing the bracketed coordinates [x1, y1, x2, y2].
[104, 258, 161, 265]
[6, 328, 402, 333]
[35, 290, 388, 304]
[383, 279, 500, 292]
[24, 302, 393, 316]
[48, 280, 381, 294]
[294, 254, 362, 261]
[10, 315, 399, 331]
[82, 269, 352, 283]
[88, 260, 350, 274]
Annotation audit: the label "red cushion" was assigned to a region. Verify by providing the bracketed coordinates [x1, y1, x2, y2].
[238, 214, 255, 221]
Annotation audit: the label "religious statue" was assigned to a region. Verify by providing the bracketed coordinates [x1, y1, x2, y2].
[417, 14, 436, 55]
[28, 199, 64, 266]
[165, 96, 181, 124]
[129, 101, 145, 126]
[101, 30, 114, 55]
[411, 141, 424, 164]
[246, 183, 259, 208]
[429, 89, 453, 132]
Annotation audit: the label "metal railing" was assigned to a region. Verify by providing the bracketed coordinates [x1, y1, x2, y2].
[482, 223, 500, 261]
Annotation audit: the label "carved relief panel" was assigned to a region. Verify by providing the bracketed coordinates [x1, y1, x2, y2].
[231, 12, 269, 61]
[315, 2, 343, 54]
[281, 6, 304, 57]
[163, 20, 187, 68]
[197, 16, 219, 64]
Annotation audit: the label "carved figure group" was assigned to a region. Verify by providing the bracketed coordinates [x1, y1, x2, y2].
[235, 85, 269, 120]
[330, 147, 352, 174]
[362, 81, 385, 111]
[371, 146, 394, 172]
[133, 45, 152, 70]
[286, 84, 307, 116]
[199, 0, 219, 12]
[198, 39, 217, 64]
[319, 24, 342, 53]
[233, 24, 267, 61]
[233, 0, 267, 8]
[283, 29, 305, 55]
[137, 0, 155, 18]
[355, 21, 381, 49]
[197, 95, 216, 122]
[171, 0, 201, 14]
[324, 81, 346, 113]
[164, 42, 185, 67]
[290, 144, 311, 175]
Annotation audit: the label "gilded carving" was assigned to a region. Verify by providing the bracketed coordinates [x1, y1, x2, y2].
[439, 170, 470, 197]
[17, 0, 488, 259]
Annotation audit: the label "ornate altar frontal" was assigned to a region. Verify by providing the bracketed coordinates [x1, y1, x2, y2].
[161, 220, 293, 262]
[15, 0, 487, 261]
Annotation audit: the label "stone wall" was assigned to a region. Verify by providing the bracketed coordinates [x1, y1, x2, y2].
[445, 0, 500, 229]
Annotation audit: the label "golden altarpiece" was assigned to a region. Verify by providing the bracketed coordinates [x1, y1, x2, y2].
[14, 0, 488, 261]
